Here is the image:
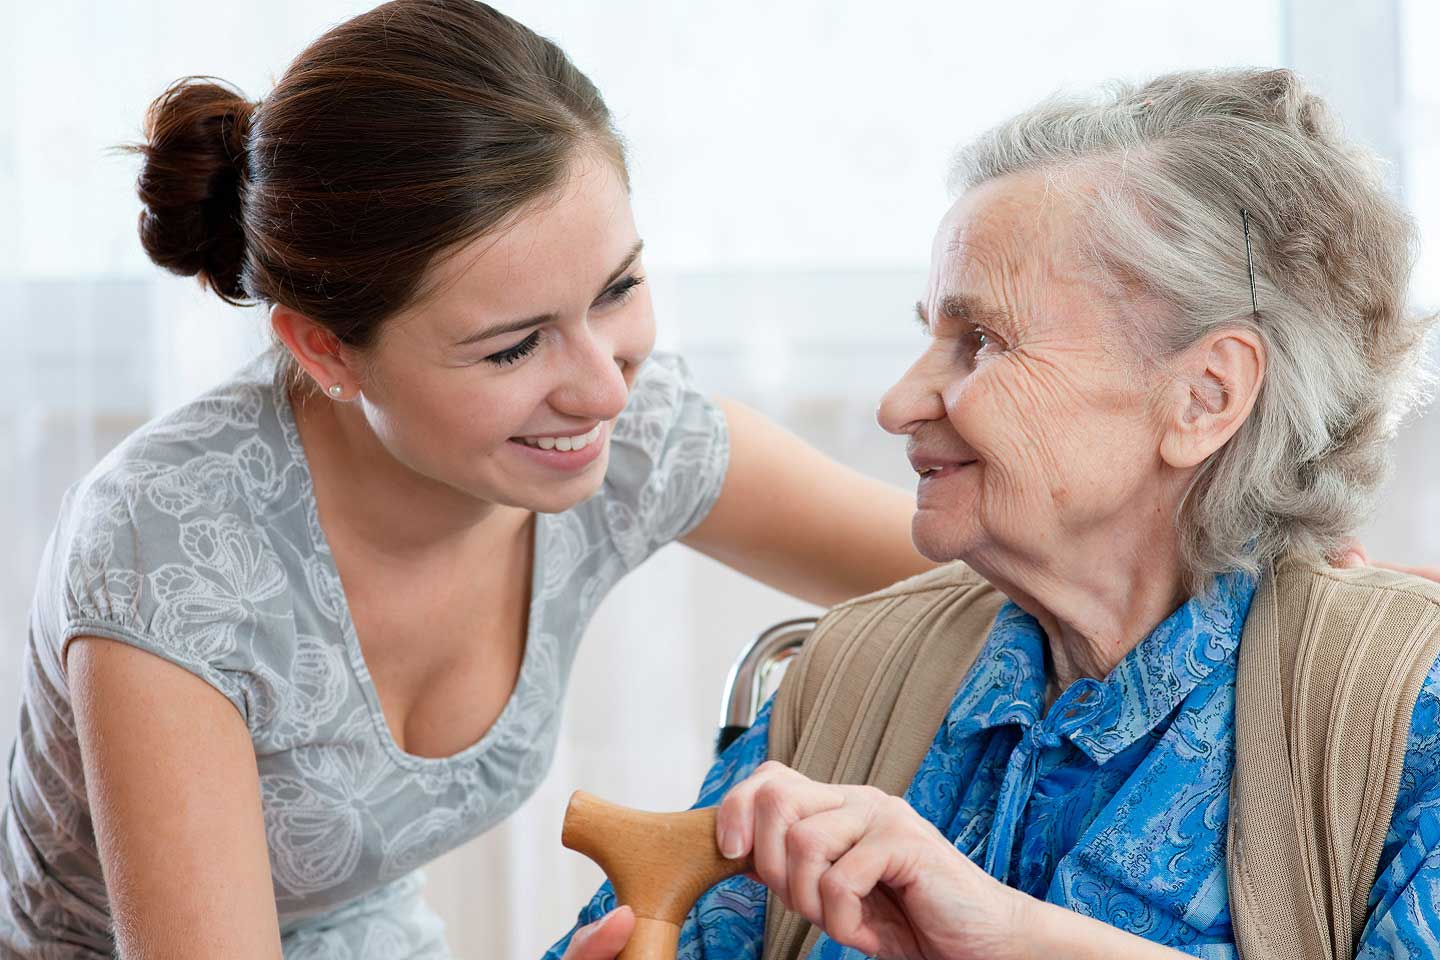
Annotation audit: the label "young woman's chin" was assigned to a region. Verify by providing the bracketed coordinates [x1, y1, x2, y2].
[469, 441, 612, 514]
[515, 473, 607, 514]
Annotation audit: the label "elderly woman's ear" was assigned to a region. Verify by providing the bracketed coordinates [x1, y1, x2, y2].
[1157, 326, 1266, 471]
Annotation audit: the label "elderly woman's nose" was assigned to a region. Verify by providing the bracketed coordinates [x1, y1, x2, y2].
[877, 363, 947, 436]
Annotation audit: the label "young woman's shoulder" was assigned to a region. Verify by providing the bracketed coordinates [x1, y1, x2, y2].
[41, 351, 298, 716]
[598, 351, 731, 569]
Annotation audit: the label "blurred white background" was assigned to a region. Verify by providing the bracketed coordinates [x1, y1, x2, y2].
[1, 0, 1436, 956]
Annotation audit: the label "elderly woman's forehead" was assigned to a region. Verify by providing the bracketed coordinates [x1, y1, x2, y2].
[930, 176, 1079, 301]
[937, 176, 1073, 258]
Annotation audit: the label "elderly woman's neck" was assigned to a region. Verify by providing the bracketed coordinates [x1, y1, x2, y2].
[974, 538, 1190, 692]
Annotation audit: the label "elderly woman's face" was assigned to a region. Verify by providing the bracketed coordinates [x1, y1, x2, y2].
[878, 175, 1172, 566]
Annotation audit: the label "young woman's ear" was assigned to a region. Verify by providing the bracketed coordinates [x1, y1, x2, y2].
[270, 305, 363, 399]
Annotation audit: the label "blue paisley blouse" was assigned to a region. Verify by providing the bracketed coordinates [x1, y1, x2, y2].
[547, 571, 1440, 959]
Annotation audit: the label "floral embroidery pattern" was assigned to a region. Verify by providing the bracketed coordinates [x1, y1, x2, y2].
[1, 350, 729, 958]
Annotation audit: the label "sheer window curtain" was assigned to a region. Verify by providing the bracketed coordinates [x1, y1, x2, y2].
[4, 1, 1434, 957]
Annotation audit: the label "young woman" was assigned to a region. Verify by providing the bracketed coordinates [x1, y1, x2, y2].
[0, 2, 930, 956]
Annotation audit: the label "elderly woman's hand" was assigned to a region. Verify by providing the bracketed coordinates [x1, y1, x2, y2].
[715, 761, 1029, 960]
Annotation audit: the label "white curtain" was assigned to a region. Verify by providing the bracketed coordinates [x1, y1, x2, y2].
[4, 0, 1435, 956]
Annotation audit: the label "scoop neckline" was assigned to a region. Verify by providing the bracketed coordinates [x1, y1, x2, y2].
[268, 352, 548, 771]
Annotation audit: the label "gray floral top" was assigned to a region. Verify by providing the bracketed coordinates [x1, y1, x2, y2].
[0, 349, 729, 958]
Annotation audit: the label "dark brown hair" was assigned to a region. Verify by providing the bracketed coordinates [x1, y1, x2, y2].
[129, 0, 626, 350]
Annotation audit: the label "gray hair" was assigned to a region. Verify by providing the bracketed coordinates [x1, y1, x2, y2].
[951, 68, 1435, 585]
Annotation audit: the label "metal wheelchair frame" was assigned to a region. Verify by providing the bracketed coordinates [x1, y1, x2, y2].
[715, 617, 816, 756]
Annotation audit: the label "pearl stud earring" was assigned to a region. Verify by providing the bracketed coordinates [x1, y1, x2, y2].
[327, 383, 344, 398]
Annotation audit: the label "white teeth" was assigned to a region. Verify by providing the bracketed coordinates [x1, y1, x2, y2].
[519, 423, 603, 452]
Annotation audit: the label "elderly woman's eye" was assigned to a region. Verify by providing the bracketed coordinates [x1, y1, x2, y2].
[969, 328, 999, 353]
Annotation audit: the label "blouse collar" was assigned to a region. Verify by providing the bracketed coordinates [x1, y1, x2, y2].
[945, 570, 1258, 766]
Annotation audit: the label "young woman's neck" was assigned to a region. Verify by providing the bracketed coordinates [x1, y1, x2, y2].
[290, 385, 530, 561]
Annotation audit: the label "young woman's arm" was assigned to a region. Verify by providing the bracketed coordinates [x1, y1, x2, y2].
[67, 637, 283, 959]
[682, 399, 935, 607]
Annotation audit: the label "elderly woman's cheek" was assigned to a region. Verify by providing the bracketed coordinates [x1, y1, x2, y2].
[971, 368, 1073, 484]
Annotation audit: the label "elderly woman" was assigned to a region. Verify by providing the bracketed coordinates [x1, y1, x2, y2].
[551, 68, 1440, 960]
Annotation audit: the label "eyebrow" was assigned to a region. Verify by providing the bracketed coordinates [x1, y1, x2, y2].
[452, 239, 646, 348]
[913, 294, 1014, 333]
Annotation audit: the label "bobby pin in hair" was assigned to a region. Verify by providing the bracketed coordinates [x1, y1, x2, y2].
[1240, 208, 1259, 316]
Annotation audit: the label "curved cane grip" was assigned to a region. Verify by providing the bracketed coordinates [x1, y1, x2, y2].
[561, 790, 755, 960]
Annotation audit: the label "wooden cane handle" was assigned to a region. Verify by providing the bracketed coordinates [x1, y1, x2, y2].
[619, 919, 683, 960]
[562, 790, 755, 960]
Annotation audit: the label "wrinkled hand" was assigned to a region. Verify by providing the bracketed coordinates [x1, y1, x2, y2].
[716, 761, 1029, 960]
[560, 906, 634, 960]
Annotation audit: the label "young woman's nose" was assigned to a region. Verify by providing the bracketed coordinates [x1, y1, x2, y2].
[552, 329, 631, 422]
[877, 355, 948, 436]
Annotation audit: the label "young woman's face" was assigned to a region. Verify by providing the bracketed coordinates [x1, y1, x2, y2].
[354, 152, 656, 514]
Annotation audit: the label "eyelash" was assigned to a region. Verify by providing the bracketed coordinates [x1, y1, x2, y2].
[481, 274, 646, 367]
[599, 274, 646, 307]
[485, 330, 542, 366]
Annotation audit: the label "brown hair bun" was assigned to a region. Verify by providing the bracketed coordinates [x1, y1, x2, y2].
[131, 78, 254, 304]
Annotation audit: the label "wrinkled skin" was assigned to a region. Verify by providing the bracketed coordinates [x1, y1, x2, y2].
[879, 174, 1176, 582]
[877, 173, 1214, 682]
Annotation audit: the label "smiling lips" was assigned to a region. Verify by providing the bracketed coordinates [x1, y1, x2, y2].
[515, 422, 604, 452]
[909, 450, 978, 480]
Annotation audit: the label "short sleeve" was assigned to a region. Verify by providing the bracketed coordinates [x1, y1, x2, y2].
[52, 449, 277, 722]
[600, 352, 730, 570]
[1356, 650, 1440, 956]
[543, 698, 775, 960]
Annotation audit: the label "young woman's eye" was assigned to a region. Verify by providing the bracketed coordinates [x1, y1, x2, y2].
[598, 274, 645, 306]
[483, 330, 542, 366]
